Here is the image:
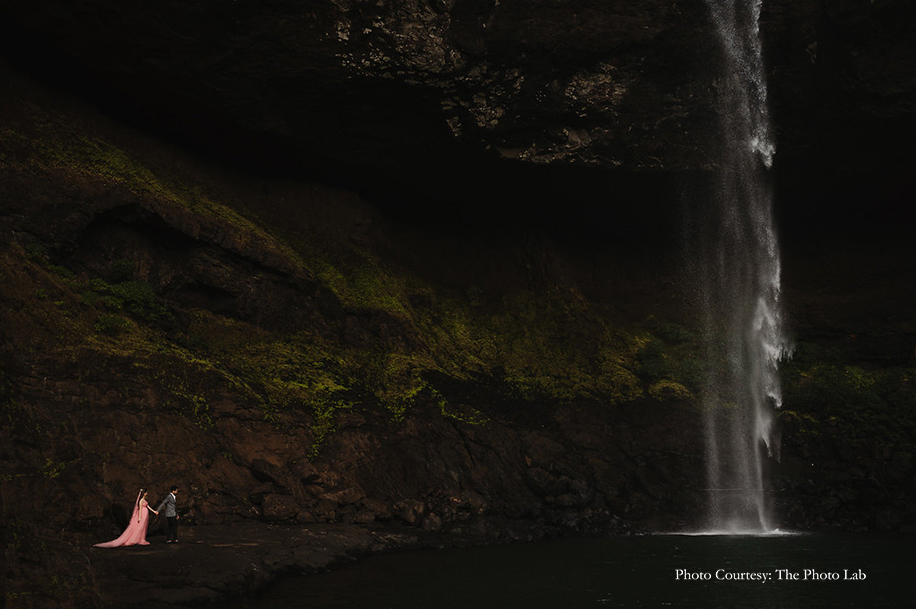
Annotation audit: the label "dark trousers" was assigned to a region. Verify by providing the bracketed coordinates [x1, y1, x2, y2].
[165, 517, 178, 542]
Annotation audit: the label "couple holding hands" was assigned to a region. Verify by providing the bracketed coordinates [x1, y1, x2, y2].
[94, 486, 180, 548]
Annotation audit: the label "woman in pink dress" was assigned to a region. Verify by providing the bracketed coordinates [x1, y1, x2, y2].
[94, 489, 159, 547]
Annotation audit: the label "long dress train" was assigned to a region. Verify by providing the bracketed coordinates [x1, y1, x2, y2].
[94, 491, 152, 547]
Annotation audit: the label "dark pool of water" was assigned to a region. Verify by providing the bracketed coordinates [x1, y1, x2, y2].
[229, 532, 910, 608]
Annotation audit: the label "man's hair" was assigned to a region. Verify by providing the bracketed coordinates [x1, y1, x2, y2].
[170, 485, 178, 492]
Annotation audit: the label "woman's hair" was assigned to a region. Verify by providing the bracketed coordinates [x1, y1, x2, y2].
[137, 488, 147, 510]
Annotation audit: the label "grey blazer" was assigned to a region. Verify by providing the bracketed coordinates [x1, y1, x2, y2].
[156, 493, 177, 518]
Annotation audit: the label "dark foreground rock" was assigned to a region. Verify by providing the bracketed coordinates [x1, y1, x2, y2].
[65, 518, 642, 609]
[88, 522, 448, 609]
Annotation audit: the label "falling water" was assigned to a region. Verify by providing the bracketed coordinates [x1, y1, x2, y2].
[691, 0, 790, 533]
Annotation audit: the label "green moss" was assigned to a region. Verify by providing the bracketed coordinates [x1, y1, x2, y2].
[844, 365, 876, 391]
[307, 397, 354, 459]
[648, 379, 694, 401]
[41, 458, 66, 480]
[94, 314, 129, 336]
[284, 245, 412, 319]
[79, 290, 100, 306]
[24, 242, 48, 262]
[108, 258, 135, 283]
[373, 354, 429, 421]
[108, 280, 168, 321]
[430, 388, 489, 425]
[2, 120, 304, 274]
[778, 410, 821, 437]
[779, 355, 916, 454]
[48, 264, 75, 280]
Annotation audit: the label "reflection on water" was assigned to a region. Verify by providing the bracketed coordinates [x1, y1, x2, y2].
[227, 533, 909, 608]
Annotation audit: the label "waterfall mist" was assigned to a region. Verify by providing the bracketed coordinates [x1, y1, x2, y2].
[688, 0, 791, 533]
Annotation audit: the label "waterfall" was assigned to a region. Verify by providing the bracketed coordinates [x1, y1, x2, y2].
[691, 0, 790, 533]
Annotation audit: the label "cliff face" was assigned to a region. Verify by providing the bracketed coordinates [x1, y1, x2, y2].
[1, 1, 915, 607]
[3, 0, 914, 214]
[0, 0, 712, 174]
[1, 63, 711, 607]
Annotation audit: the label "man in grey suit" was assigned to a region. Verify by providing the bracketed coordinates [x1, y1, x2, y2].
[156, 486, 180, 543]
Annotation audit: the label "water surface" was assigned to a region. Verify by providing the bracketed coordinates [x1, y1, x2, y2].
[229, 533, 909, 608]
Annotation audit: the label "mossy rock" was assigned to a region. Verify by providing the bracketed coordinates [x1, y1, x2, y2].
[648, 379, 693, 402]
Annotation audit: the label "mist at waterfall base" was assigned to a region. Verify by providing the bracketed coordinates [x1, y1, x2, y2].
[225, 533, 911, 609]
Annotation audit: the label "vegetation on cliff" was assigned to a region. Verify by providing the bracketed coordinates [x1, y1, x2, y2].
[0, 66, 712, 606]
[1, 64, 701, 444]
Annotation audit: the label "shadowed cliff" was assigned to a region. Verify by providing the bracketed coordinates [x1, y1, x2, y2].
[1, 62, 710, 606]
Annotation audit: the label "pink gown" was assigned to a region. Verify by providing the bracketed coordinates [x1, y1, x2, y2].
[94, 492, 152, 547]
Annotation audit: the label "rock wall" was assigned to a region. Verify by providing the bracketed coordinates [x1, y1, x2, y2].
[2, 0, 913, 209]
[2, 63, 710, 606]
